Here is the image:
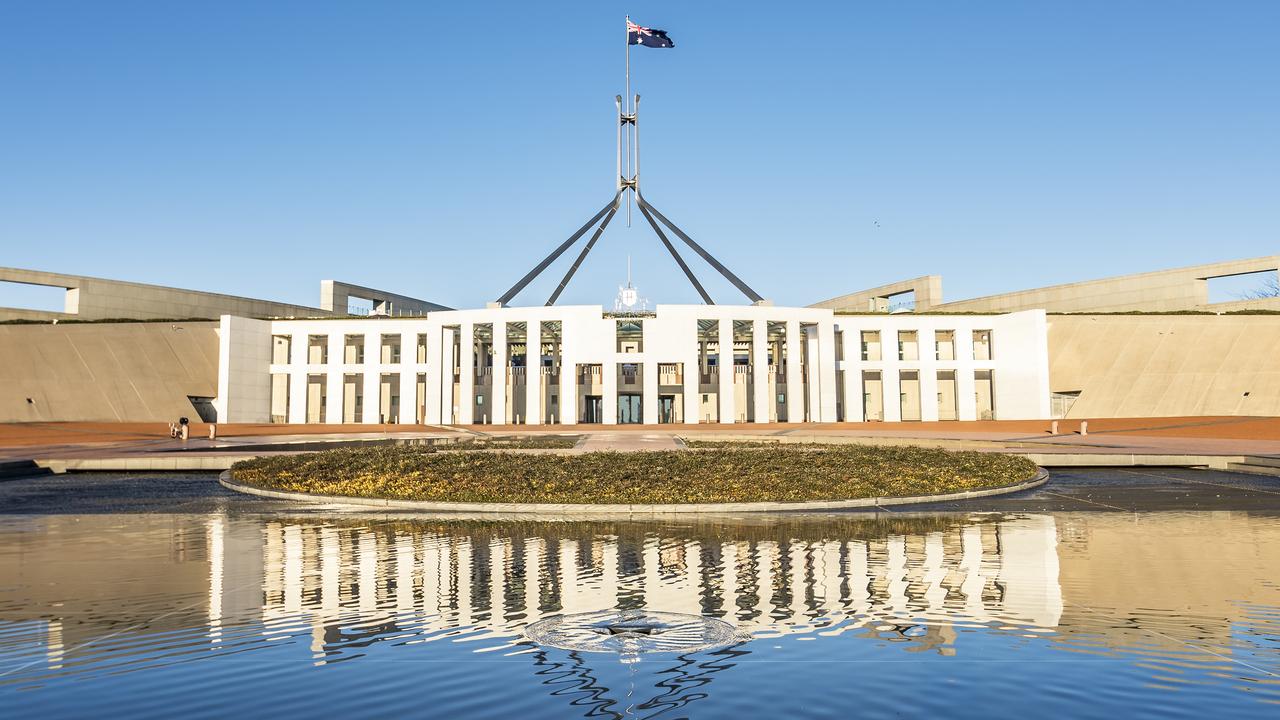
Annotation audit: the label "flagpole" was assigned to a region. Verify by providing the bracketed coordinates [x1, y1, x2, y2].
[625, 15, 632, 226]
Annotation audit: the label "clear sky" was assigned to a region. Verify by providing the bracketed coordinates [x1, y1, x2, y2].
[2, 1, 1277, 311]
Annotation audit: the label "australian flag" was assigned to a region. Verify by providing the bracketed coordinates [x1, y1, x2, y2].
[628, 20, 674, 48]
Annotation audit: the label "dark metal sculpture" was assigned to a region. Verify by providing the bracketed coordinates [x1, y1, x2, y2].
[495, 87, 765, 307]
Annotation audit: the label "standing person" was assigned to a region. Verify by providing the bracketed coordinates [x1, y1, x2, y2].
[178, 417, 189, 441]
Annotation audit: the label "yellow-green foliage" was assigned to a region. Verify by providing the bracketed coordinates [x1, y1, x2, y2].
[230, 444, 1036, 504]
[448, 436, 578, 450]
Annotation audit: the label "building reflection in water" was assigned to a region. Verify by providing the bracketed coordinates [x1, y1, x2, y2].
[205, 514, 1063, 662]
[5, 509, 1278, 716]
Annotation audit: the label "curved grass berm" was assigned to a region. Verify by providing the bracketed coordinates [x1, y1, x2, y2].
[229, 444, 1037, 505]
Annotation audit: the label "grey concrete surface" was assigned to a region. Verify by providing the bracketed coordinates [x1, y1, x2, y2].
[1, 467, 1278, 515]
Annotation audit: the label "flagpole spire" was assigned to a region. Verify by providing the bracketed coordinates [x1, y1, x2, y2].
[496, 18, 766, 308]
[625, 15, 632, 226]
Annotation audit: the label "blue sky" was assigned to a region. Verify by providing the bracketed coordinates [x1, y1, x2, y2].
[2, 1, 1277, 311]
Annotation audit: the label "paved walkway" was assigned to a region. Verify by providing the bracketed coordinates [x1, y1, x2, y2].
[1, 417, 1277, 465]
[573, 433, 683, 453]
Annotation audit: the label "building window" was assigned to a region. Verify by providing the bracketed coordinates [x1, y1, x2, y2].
[307, 335, 328, 365]
[270, 374, 289, 423]
[343, 373, 363, 422]
[306, 373, 326, 422]
[899, 370, 921, 421]
[973, 330, 993, 361]
[380, 373, 400, 423]
[897, 331, 918, 361]
[617, 319, 643, 353]
[381, 334, 401, 364]
[417, 334, 429, 364]
[935, 330, 955, 361]
[975, 369, 995, 420]
[272, 335, 291, 364]
[860, 331, 880, 361]
[862, 370, 883, 421]
[937, 370, 958, 420]
[344, 334, 364, 364]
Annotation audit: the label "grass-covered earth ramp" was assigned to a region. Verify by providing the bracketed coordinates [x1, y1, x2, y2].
[229, 444, 1038, 505]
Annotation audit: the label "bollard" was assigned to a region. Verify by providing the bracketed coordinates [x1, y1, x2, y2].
[1080, 420, 1088, 436]
[1050, 420, 1058, 434]
[209, 424, 217, 440]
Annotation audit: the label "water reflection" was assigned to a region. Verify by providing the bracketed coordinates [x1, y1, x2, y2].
[241, 514, 1062, 657]
[2, 511, 1278, 717]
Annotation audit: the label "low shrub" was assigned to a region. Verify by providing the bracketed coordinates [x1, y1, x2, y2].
[230, 444, 1036, 505]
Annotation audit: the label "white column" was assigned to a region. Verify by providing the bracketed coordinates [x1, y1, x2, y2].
[885, 536, 908, 616]
[326, 333, 343, 424]
[396, 534, 415, 613]
[361, 332, 379, 423]
[288, 331, 307, 423]
[756, 541, 777, 619]
[788, 541, 806, 622]
[642, 536, 661, 610]
[559, 352, 576, 425]
[960, 524, 987, 620]
[602, 359, 618, 424]
[883, 365, 903, 422]
[818, 321, 838, 422]
[841, 326, 864, 422]
[422, 537, 442, 617]
[398, 331, 417, 424]
[458, 322, 475, 424]
[435, 327, 453, 424]
[358, 530, 377, 613]
[721, 542, 739, 620]
[683, 334, 699, 424]
[752, 319, 769, 423]
[321, 527, 340, 613]
[718, 318, 735, 424]
[957, 326, 978, 421]
[525, 320, 542, 424]
[559, 540, 581, 613]
[600, 539, 619, 610]
[920, 363, 940, 422]
[523, 538, 543, 620]
[456, 538, 472, 625]
[283, 524, 303, 614]
[489, 538, 507, 623]
[805, 329, 821, 422]
[642, 359, 658, 425]
[784, 320, 802, 422]
[923, 532, 947, 616]
[491, 322, 507, 425]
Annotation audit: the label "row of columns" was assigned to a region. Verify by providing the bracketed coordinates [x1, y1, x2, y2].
[278, 318, 848, 425]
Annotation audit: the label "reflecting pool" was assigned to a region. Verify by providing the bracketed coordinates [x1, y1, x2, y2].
[2, 495, 1279, 717]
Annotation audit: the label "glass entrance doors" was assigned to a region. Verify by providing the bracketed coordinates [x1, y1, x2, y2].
[658, 395, 675, 423]
[618, 394, 642, 424]
[583, 395, 603, 423]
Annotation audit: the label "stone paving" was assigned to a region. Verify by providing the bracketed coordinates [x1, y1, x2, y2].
[1, 417, 1278, 466]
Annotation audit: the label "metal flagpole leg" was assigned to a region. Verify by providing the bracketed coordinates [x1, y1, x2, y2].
[637, 202, 714, 304]
[636, 192, 766, 303]
[495, 191, 622, 306]
[615, 95, 623, 190]
[546, 204, 620, 305]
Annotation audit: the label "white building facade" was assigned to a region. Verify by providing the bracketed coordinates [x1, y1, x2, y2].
[214, 305, 1050, 425]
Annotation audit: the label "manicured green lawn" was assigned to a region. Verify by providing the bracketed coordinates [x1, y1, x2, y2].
[230, 444, 1037, 504]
